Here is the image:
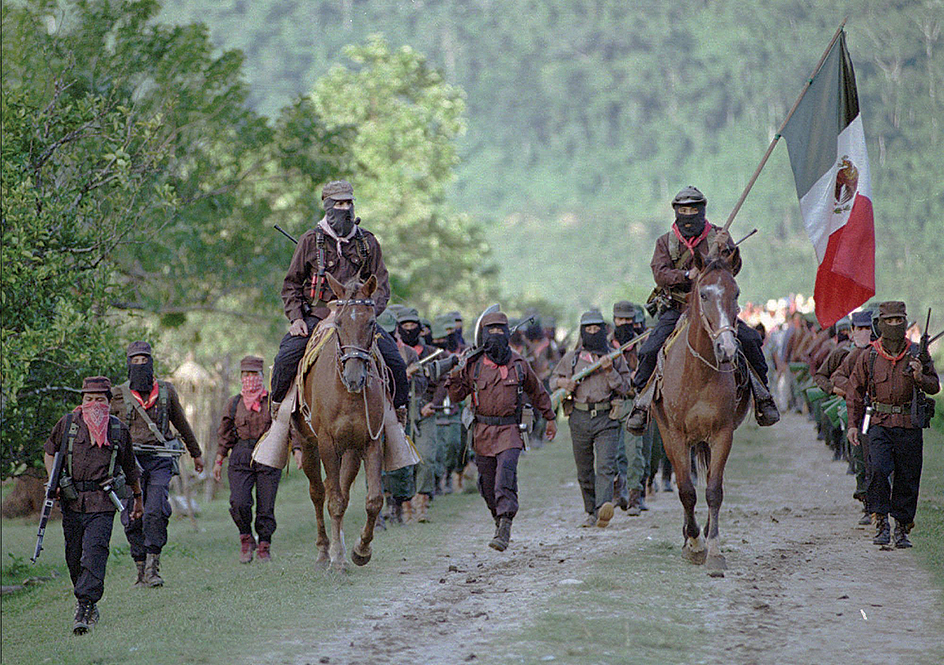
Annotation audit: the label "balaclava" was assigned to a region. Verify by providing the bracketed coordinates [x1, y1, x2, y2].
[674, 204, 707, 239]
[324, 198, 356, 237]
[398, 323, 421, 347]
[581, 326, 610, 354]
[128, 357, 155, 393]
[879, 318, 907, 353]
[614, 323, 635, 345]
[484, 325, 512, 365]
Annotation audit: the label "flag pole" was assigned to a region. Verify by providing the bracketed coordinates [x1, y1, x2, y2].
[722, 18, 848, 232]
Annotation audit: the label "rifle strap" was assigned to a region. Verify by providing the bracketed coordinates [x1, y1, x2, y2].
[107, 417, 122, 477]
[63, 415, 79, 478]
[121, 384, 169, 444]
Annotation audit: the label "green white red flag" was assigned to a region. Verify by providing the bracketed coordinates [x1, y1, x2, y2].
[781, 32, 875, 327]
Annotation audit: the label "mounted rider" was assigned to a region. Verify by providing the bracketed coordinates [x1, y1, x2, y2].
[270, 180, 409, 416]
[624, 186, 780, 434]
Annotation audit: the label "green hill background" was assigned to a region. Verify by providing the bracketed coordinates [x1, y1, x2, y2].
[160, 0, 944, 314]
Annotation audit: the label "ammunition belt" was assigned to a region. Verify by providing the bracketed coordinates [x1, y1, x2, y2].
[572, 400, 613, 412]
[73, 480, 105, 492]
[872, 401, 912, 415]
[474, 414, 518, 426]
[235, 438, 256, 447]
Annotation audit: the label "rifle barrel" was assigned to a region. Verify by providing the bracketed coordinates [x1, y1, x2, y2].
[274, 224, 299, 245]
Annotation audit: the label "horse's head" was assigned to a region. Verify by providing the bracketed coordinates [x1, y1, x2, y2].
[325, 272, 378, 393]
[691, 251, 740, 367]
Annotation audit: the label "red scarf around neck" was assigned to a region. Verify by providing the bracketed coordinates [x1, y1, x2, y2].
[672, 222, 711, 255]
[872, 339, 909, 362]
[482, 356, 510, 380]
[130, 381, 160, 409]
[241, 373, 267, 412]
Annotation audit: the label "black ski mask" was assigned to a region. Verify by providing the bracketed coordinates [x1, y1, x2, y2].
[878, 318, 907, 352]
[128, 357, 154, 393]
[674, 207, 706, 238]
[580, 326, 610, 354]
[484, 326, 512, 365]
[525, 322, 544, 342]
[325, 201, 355, 237]
[422, 329, 433, 346]
[398, 323, 421, 347]
[614, 323, 635, 345]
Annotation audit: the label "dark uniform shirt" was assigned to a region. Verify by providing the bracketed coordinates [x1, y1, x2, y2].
[110, 380, 202, 458]
[847, 341, 940, 429]
[551, 349, 631, 404]
[44, 413, 139, 513]
[651, 225, 742, 299]
[831, 345, 868, 396]
[217, 394, 272, 458]
[280, 225, 389, 322]
[813, 342, 853, 393]
[446, 351, 555, 457]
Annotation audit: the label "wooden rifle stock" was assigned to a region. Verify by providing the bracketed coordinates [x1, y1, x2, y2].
[550, 330, 651, 411]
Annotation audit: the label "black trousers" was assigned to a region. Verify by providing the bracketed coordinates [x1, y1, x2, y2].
[271, 315, 408, 408]
[475, 448, 521, 520]
[867, 426, 923, 524]
[632, 308, 769, 390]
[121, 455, 173, 560]
[228, 443, 281, 542]
[63, 509, 115, 603]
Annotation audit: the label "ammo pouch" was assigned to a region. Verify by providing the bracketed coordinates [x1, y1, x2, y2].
[520, 405, 534, 434]
[58, 475, 79, 502]
[103, 473, 131, 500]
[913, 392, 936, 429]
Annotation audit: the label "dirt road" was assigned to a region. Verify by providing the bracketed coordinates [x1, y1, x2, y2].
[269, 414, 944, 665]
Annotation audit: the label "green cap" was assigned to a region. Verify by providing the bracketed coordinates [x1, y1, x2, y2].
[396, 307, 421, 324]
[613, 301, 636, 318]
[580, 310, 606, 326]
[377, 310, 397, 333]
[431, 314, 454, 340]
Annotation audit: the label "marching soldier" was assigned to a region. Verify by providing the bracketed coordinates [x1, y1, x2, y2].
[111, 341, 204, 588]
[847, 301, 939, 547]
[552, 311, 631, 527]
[445, 310, 557, 551]
[625, 186, 780, 433]
[44, 377, 143, 634]
[213, 356, 282, 562]
[610, 301, 645, 514]
[270, 180, 408, 416]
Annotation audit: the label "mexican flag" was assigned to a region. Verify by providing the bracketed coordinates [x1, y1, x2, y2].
[781, 31, 875, 328]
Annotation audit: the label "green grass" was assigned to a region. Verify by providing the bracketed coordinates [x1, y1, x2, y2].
[0, 467, 480, 665]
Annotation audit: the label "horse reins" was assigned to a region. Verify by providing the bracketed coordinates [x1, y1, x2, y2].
[332, 296, 385, 441]
[686, 283, 739, 374]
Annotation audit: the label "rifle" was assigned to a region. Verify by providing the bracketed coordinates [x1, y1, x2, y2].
[550, 330, 652, 411]
[919, 308, 932, 365]
[132, 443, 185, 458]
[32, 452, 66, 563]
[427, 316, 537, 382]
[274, 224, 298, 245]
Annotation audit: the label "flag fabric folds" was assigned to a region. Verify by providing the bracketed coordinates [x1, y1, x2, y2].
[781, 32, 875, 328]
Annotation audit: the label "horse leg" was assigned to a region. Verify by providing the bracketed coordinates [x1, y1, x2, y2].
[320, 443, 350, 572]
[301, 442, 330, 568]
[352, 439, 384, 566]
[665, 436, 705, 564]
[705, 433, 733, 575]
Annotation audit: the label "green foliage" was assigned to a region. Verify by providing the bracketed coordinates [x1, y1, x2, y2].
[160, 0, 944, 315]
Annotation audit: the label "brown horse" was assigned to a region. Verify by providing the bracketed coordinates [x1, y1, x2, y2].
[650, 251, 751, 574]
[294, 273, 386, 572]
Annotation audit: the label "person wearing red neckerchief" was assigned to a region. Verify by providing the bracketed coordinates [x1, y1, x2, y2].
[624, 186, 780, 435]
[111, 340, 204, 588]
[213, 355, 283, 563]
[43, 376, 143, 635]
[846, 301, 940, 548]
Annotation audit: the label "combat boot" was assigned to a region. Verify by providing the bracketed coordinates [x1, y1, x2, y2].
[257, 541, 271, 561]
[86, 603, 100, 627]
[414, 493, 430, 523]
[625, 407, 648, 435]
[239, 534, 256, 564]
[596, 501, 615, 528]
[627, 489, 642, 517]
[872, 514, 890, 545]
[857, 509, 872, 526]
[638, 491, 649, 511]
[489, 517, 512, 551]
[144, 553, 164, 587]
[402, 496, 414, 523]
[893, 520, 912, 549]
[132, 560, 147, 588]
[73, 600, 91, 635]
[749, 372, 781, 426]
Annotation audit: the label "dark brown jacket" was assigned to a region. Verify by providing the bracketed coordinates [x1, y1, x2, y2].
[446, 352, 555, 457]
[111, 380, 202, 458]
[831, 345, 868, 396]
[217, 394, 272, 458]
[45, 413, 139, 513]
[551, 349, 631, 404]
[281, 225, 389, 322]
[813, 342, 853, 393]
[846, 341, 940, 429]
[651, 224, 741, 299]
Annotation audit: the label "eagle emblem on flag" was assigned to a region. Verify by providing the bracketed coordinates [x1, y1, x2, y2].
[833, 155, 858, 213]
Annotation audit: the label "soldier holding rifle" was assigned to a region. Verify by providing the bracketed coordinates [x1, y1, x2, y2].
[552, 311, 632, 528]
[40, 376, 143, 634]
[111, 340, 204, 588]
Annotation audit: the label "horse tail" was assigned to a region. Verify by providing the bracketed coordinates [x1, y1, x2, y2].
[693, 441, 711, 486]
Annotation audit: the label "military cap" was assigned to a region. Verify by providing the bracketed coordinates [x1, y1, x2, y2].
[835, 317, 851, 331]
[126, 340, 152, 358]
[878, 301, 907, 319]
[431, 315, 455, 340]
[321, 179, 355, 201]
[850, 311, 873, 328]
[613, 300, 637, 318]
[396, 307, 421, 324]
[419, 317, 432, 331]
[81, 376, 113, 398]
[672, 186, 707, 208]
[377, 310, 398, 334]
[448, 310, 463, 324]
[240, 355, 265, 373]
[633, 309, 647, 324]
[580, 310, 606, 327]
[480, 311, 509, 328]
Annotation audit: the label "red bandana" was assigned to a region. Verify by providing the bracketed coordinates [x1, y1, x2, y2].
[131, 382, 160, 409]
[241, 374, 267, 412]
[672, 222, 712, 256]
[412, 344, 425, 356]
[482, 357, 509, 380]
[579, 351, 596, 364]
[75, 402, 110, 448]
[872, 339, 909, 363]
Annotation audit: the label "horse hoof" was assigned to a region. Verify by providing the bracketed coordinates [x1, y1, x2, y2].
[351, 547, 372, 567]
[706, 555, 728, 572]
[683, 547, 707, 565]
[329, 560, 348, 574]
[315, 553, 330, 570]
[707, 569, 725, 578]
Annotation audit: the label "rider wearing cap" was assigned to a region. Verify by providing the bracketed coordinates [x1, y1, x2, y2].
[624, 186, 780, 433]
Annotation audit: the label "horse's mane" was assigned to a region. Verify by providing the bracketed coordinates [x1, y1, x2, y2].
[699, 257, 733, 277]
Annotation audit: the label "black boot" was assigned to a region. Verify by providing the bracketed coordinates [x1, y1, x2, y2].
[625, 407, 648, 435]
[489, 517, 512, 552]
[893, 520, 912, 548]
[73, 601, 91, 635]
[873, 513, 890, 545]
[86, 603, 100, 627]
[749, 370, 780, 426]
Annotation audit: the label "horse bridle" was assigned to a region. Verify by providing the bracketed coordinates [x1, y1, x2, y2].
[334, 298, 376, 369]
[687, 282, 739, 373]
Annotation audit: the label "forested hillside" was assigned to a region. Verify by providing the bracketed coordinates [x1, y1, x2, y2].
[160, 0, 943, 311]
